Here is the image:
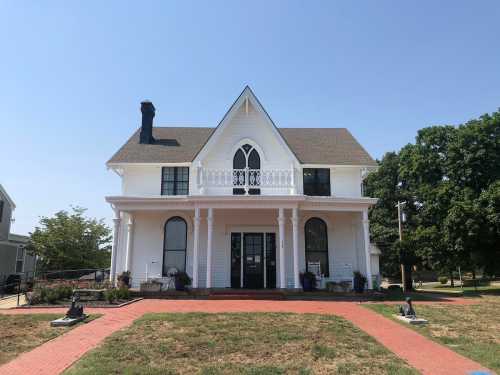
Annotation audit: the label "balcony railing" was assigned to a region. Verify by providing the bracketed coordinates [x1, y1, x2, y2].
[198, 167, 296, 194]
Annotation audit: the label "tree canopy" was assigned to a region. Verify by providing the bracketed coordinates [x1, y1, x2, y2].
[365, 110, 500, 280]
[27, 207, 111, 272]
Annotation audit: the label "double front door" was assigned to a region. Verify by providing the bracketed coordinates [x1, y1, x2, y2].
[231, 232, 276, 289]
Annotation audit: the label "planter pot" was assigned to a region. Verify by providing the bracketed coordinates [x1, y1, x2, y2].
[302, 278, 313, 292]
[174, 280, 185, 291]
[140, 282, 161, 293]
[353, 279, 365, 293]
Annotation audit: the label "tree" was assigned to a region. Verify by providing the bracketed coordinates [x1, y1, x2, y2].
[364, 152, 404, 279]
[366, 109, 500, 283]
[27, 207, 111, 272]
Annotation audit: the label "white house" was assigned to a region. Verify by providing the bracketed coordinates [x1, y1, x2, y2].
[106, 87, 379, 290]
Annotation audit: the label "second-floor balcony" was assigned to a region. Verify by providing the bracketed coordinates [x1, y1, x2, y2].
[198, 167, 296, 194]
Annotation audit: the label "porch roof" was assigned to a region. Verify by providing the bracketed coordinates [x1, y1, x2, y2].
[106, 195, 377, 212]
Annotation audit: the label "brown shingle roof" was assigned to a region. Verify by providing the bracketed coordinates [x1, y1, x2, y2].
[107, 127, 376, 166]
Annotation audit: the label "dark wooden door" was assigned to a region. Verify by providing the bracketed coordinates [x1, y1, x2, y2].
[230, 233, 242, 288]
[243, 233, 264, 289]
[265, 233, 277, 289]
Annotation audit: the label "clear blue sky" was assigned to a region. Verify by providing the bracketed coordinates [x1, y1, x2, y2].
[1, 1, 499, 235]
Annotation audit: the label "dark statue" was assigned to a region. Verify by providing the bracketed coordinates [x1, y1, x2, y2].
[399, 297, 416, 318]
[66, 292, 84, 319]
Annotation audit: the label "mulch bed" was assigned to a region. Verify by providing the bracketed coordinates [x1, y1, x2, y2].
[16, 297, 143, 309]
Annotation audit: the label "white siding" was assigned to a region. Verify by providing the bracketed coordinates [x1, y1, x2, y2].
[121, 209, 364, 289]
[122, 166, 163, 196]
[332, 168, 362, 197]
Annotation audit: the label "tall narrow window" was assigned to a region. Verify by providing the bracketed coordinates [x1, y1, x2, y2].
[161, 167, 189, 195]
[163, 217, 187, 275]
[233, 144, 261, 195]
[16, 247, 25, 273]
[303, 168, 331, 196]
[305, 218, 329, 276]
[0, 200, 4, 222]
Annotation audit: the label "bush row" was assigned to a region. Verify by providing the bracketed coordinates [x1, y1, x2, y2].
[104, 288, 130, 303]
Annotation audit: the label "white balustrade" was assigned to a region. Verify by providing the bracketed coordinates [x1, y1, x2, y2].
[200, 167, 295, 192]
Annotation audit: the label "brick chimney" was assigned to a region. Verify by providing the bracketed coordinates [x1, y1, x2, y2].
[139, 101, 155, 144]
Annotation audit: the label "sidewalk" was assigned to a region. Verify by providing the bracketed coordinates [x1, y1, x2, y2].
[0, 299, 493, 375]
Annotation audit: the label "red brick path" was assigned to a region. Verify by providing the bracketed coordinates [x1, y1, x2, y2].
[0, 299, 493, 375]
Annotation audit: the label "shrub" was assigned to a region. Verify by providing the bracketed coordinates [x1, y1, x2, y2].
[56, 285, 73, 299]
[104, 289, 117, 304]
[116, 287, 130, 300]
[438, 276, 448, 285]
[117, 271, 131, 288]
[45, 289, 60, 304]
[26, 291, 41, 305]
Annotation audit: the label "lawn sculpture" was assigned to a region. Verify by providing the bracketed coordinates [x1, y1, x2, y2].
[396, 297, 428, 325]
[66, 293, 85, 319]
[399, 297, 416, 318]
[50, 292, 87, 327]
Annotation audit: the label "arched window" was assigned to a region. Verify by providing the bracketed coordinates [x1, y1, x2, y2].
[163, 217, 187, 275]
[233, 143, 261, 195]
[304, 218, 329, 276]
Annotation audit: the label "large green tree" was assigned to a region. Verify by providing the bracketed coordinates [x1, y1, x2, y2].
[27, 207, 111, 271]
[366, 110, 500, 283]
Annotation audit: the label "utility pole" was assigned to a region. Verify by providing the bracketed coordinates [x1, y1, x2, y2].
[396, 201, 408, 292]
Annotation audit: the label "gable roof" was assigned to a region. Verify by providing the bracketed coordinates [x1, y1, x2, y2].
[107, 126, 376, 166]
[192, 86, 300, 164]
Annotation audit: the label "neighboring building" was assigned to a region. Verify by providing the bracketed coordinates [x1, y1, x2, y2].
[106, 87, 379, 289]
[0, 184, 35, 281]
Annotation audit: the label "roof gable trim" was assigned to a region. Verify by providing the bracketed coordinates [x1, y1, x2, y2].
[192, 86, 300, 164]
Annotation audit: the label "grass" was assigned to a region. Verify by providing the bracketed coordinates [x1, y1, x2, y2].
[65, 312, 418, 375]
[364, 296, 500, 372]
[0, 313, 100, 366]
[417, 283, 500, 296]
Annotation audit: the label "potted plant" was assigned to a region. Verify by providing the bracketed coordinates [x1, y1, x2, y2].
[299, 271, 317, 292]
[174, 271, 192, 291]
[117, 271, 131, 288]
[353, 271, 367, 293]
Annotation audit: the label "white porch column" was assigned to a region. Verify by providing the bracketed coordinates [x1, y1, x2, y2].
[192, 207, 200, 288]
[125, 214, 134, 272]
[362, 210, 373, 289]
[206, 208, 213, 288]
[278, 208, 286, 289]
[110, 210, 121, 283]
[291, 207, 300, 288]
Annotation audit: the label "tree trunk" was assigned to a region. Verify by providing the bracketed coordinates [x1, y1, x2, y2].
[472, 269, 477, 291]
[404, 264, 413, 292]
[450, 271, 454, 287]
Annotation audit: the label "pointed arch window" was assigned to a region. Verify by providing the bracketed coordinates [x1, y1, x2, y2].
[305, 218, 329, 276]
[163, 217, 187, 275]
[233, 144, 261, 195]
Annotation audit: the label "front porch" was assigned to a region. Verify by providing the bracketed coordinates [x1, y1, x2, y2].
[107, 196, 378, 290]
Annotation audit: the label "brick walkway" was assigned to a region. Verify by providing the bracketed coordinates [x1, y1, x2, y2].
[0, 299, 493, 375]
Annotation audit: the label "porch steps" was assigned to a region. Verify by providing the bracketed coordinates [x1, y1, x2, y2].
[207, 290, 286, 300]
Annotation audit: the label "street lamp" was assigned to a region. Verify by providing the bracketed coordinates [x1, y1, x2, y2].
[395, 201, 408, 291]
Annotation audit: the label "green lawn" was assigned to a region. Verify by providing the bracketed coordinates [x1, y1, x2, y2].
[0, 314, 100, 365]
[65, 313, 418, 375]
[364, 296, 500, 373]
[417, 283, 500, 296]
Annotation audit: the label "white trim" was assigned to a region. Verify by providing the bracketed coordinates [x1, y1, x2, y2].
[0, 184, 16, 210]
[107, 162, 192, 168]
[228, 138, 268, 162]
[193, 86, 300, 165]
